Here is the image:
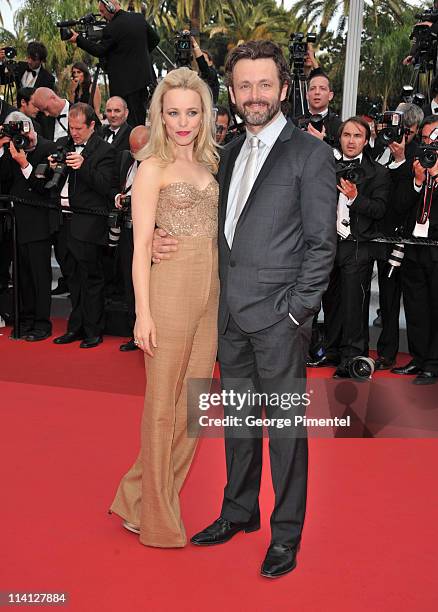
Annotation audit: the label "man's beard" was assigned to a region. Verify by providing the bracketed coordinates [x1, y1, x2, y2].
[235, 97, 282, 127]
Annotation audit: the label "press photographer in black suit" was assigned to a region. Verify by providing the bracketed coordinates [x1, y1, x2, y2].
[52, 103, 116, 349]
[0, 112, 57, 340]
[69, 0, 160, 127]
[188, 34, 220, 104]
[311, 116, 390, 376]
[373, 103, 423, 370]
[304, 71, 342, 147]
[0, 42, 55, 95]
[17, 87, 42, 135]
[391, 116, 438, 385]
[111, 125, 150, 352]
[99, 96, 132, 153]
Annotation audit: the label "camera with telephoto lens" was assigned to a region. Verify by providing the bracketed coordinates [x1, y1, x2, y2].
[174, 31, 193, 68]
[376, 111, 410, 145]
[289, 32, 317, 76]
[410, 22, 438, 69]
[0, 121, 31, 150]
[56, 13, 106, 42]
[335, 159, 366, 185]
[416, 142, 438, 168]
[35, 142, 74, 190]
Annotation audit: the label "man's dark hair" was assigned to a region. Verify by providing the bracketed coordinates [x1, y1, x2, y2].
[308, 70, 332, 91]
[69, 102, 95, 126]
[420, 114, 438, 131]
[17, 87, 36, 108]
[338, 115, 371, 141]
[216, 105, 231, 123]
[224, 40, 291, 90]
[27, 41, 48, 63]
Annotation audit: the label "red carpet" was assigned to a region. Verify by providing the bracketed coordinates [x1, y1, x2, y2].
[1, 321, 437, 611]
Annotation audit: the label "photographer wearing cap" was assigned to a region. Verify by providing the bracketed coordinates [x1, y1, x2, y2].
[373, 103, 423, 370]
[0, 112, 57, 340]
[50, 103, 115, 349]
[68, 1, 160, 127]
[390, 116, 438, 384]
[0, 42, 55, 93]
[309, 117, 390, 376]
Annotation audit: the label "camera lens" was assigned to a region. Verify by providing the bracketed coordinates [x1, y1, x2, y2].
[348, 357, 375, 380]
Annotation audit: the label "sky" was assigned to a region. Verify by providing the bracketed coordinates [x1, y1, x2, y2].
[1, 0, 424, 35]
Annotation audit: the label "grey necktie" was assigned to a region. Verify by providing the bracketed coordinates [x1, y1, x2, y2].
[229, 135, 260, 245]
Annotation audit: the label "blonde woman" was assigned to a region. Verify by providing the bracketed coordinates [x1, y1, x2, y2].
[110, 67, 220, 548]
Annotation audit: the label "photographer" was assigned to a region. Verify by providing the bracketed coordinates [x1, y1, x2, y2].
[69, 1, 160, 126]
[304, 71, 342, 147]
[189, 34, 220, 104]
[215, 106, 231, 144]
[17, 87, 42, 135]
[0, 112, 57, 340]
[31, 88, 70, 142]
[373, 103, 424, 370]
[99, 96, 132, 152]
[110, 125, 149, 351]
[309, 117, 390, 376]
[0, 42, 55, 92]
[51, 103, 116, 349]
[422, 75, 438, 116]
[403, 0, 438, 66]
[390, 116, 438, 384]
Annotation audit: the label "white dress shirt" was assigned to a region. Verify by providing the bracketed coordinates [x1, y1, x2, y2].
[335, 152, 362, 239]
[60, 143, 86, 208]
[54, 100, 70, 142]
[21, 65, 41, 88]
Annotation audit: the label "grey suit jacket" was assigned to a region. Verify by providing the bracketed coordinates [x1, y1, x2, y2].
[218, 119, 337, 334]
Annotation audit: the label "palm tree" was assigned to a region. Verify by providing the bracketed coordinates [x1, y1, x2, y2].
[293, 0, 411, 40]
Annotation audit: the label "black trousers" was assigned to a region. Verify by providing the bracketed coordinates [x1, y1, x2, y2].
[376, 259, 401, 362]
[118, 226, 135, 333]
[401, 250, 438, 373]
[18, 238, 52, 333]
[218, 314, 310, 547]
[323, 240, 374, 363]
[57, 216, 105, 338]
[124, 89, 147, 127]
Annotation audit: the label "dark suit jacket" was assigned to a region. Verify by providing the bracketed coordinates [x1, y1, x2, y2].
[76, 10, 159, 96]
[0, 100, 17, 124]
[98, 122, 132, 153]
[12, 62, 55, 91]
[0, 137, 58, 244]
[55, 132, 116, 245]
[346, 153, 390, 243]
[218, 119, 338, 334]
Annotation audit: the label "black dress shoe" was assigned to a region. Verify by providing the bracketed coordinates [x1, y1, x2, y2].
[119, 338, 138, 352]
[80, 336, 103, 349]
[333, 365, 351, 378]
[261, 543, 298, 578]
[25, 329, 51, 342]
[391, 360, 422, 375]
[374, 356, 395, 371]
[307, 355, 340, 368]
[51, 279, 69, 296]
[413, 371, 438, 385]
[190, 515, 260, 546]
[53, 331, 83, 344]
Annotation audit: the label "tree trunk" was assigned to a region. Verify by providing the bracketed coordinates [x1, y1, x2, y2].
[190, 0, 201, 36]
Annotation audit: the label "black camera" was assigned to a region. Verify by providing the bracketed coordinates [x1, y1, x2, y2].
[298, 113, 324, 133]
[347, 357, 375, 380]
[376, 111, 408, 145]
[174, 31, 193, 68]
[2, 46, 17, 61]
[410, 23, 438, 69]
[0, 121, 32, 150]
[56, 13, 106, 42]
[335, 159, 366, 185]
[289, 32, 317, 76]
[35, 143, 74, 190]
[416, 142, 438, 168]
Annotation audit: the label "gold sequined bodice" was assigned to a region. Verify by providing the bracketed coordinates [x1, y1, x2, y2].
[155, 180, 218, 238]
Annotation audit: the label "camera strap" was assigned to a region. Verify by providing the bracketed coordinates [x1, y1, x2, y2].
[417, 173, 435, 225]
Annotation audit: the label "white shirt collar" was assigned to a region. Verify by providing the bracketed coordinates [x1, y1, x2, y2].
[431, 99, 438, 113]
[246, 112, 287, 148]
[309, 107, 329, 118]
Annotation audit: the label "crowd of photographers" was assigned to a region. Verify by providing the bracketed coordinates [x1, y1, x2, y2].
[0, 0, 438, 384]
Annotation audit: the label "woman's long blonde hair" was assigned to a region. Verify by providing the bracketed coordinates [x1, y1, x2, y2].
[135, 67, 219, 174]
